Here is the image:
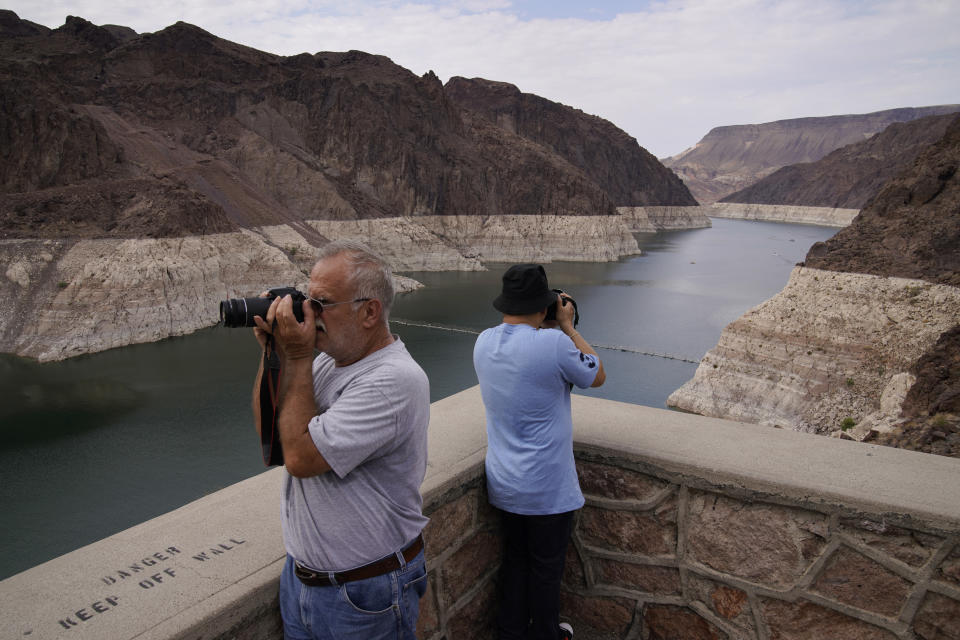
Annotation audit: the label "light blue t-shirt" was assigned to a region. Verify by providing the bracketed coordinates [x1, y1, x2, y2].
[473, 323, 600, 515]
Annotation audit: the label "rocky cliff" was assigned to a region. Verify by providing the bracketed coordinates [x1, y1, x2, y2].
[0, 12, 697, 360]
[669, 116, 960, 456]
[445, 77, 697, 207]
[721, 113, 959, 209]
[707, 203, 859, 227]
[663, 106, 960, 204]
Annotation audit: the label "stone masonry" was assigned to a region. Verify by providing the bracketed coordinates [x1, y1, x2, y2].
[414, 449, 960, 640]
[557, 453, 960, 640]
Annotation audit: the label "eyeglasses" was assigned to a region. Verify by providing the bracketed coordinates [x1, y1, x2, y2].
[306, 296, 371, 314]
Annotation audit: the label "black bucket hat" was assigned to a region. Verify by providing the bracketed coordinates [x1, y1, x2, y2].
[493, 264, 557, 315]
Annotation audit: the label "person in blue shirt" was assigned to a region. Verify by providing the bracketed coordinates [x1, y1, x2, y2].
[473, 264, 606, 640]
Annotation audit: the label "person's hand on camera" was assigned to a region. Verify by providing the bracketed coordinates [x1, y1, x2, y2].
[555, 292, 576, 335]
[271, 294, 316, 361]
[252, 291, 276, 349]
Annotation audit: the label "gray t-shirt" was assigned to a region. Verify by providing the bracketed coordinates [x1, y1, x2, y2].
[280, 337, 430, 571]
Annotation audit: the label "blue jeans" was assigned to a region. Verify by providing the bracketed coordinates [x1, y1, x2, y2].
[279, 549, 427, 640]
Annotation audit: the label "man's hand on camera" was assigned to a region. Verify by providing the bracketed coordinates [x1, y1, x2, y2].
[272, 294, 316, 361]
[555, 293, 576, 335]
[252, 291, 276, 349]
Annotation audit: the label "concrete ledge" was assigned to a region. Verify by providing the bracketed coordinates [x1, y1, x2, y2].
[4, 386, 959, 639]
[571, 394, 960, 531]
[0, 468, 286, 639]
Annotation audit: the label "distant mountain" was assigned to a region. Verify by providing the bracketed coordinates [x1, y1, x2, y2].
[663, 106, 960, 204]
[0, 13, 693, 245]
[445, 77, 696, 207]
[720, 113, 960, 209]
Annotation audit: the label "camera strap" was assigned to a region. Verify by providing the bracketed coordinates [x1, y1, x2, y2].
[259, 335, 284, 466]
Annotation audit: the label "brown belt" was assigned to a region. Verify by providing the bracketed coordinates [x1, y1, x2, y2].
[294, 534, 424, 587]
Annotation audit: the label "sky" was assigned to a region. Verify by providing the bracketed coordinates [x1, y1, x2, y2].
[6, 0, 960, 158]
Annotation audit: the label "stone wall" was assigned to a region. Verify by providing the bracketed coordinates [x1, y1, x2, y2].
[2, 388, 958, 640]
[561, 452, 959, 640]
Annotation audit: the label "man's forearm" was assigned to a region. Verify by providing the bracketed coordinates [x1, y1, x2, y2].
[277, 357, 332, 477]
[563, 327, 598, 357]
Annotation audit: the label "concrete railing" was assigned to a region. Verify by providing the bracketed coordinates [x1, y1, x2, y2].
[3, 387, 959, 639]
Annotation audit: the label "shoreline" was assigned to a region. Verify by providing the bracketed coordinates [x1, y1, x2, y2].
[0, 208, 711, 362]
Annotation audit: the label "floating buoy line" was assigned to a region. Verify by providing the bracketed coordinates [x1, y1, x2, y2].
[391, 319, 701, 364]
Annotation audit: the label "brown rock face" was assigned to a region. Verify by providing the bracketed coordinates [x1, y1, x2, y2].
[664, 106, 960, 204]
[0, 12, 692, 247]
[445, 77, 697, 207]
[804, 115, 960, 286]
[721, 113, 959, 209]
[876, 325, 960, 457]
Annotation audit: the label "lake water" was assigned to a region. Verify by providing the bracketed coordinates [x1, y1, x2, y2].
[0, 218, 837, 579]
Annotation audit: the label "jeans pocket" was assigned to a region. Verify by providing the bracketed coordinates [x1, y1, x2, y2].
[341, 572, 396, 614]
[402, 568, 428, 601]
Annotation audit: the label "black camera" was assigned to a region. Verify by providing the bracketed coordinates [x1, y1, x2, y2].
[545, 289, 579, 328]
[220, 287, 306, 328]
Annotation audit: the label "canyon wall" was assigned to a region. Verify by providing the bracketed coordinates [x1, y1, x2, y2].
[445, 77, 697, 207]
[668, 267, 960, 435]
[618, 206, 712, 231]
[0, 12, 707, 362]
[670, 117, 960, 452]
[708, 203, 859, 227]
[0, 233, 303, 361]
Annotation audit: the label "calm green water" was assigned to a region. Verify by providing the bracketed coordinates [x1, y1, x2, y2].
[0, 219, 836, 579]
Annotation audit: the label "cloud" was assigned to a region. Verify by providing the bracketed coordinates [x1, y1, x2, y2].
[6, 0, 960, 157]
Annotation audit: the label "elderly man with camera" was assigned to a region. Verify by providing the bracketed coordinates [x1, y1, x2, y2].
[473, 263, 606, 640]
[247, 240, 430, 640]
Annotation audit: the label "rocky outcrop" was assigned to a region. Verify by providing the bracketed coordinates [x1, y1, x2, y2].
[670, 117, 960, 453]
[721, 113, 959, 209]
[0, 233, 305, 361]
[663, 106, 960, 204]
[445, 77, 697, 207]
[617, 206, 712, 232]
[667, 267, 960, 434]
[708, 203, 859, 227]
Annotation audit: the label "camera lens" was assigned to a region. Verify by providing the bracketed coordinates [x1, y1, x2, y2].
[219, 297, 271, 328]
